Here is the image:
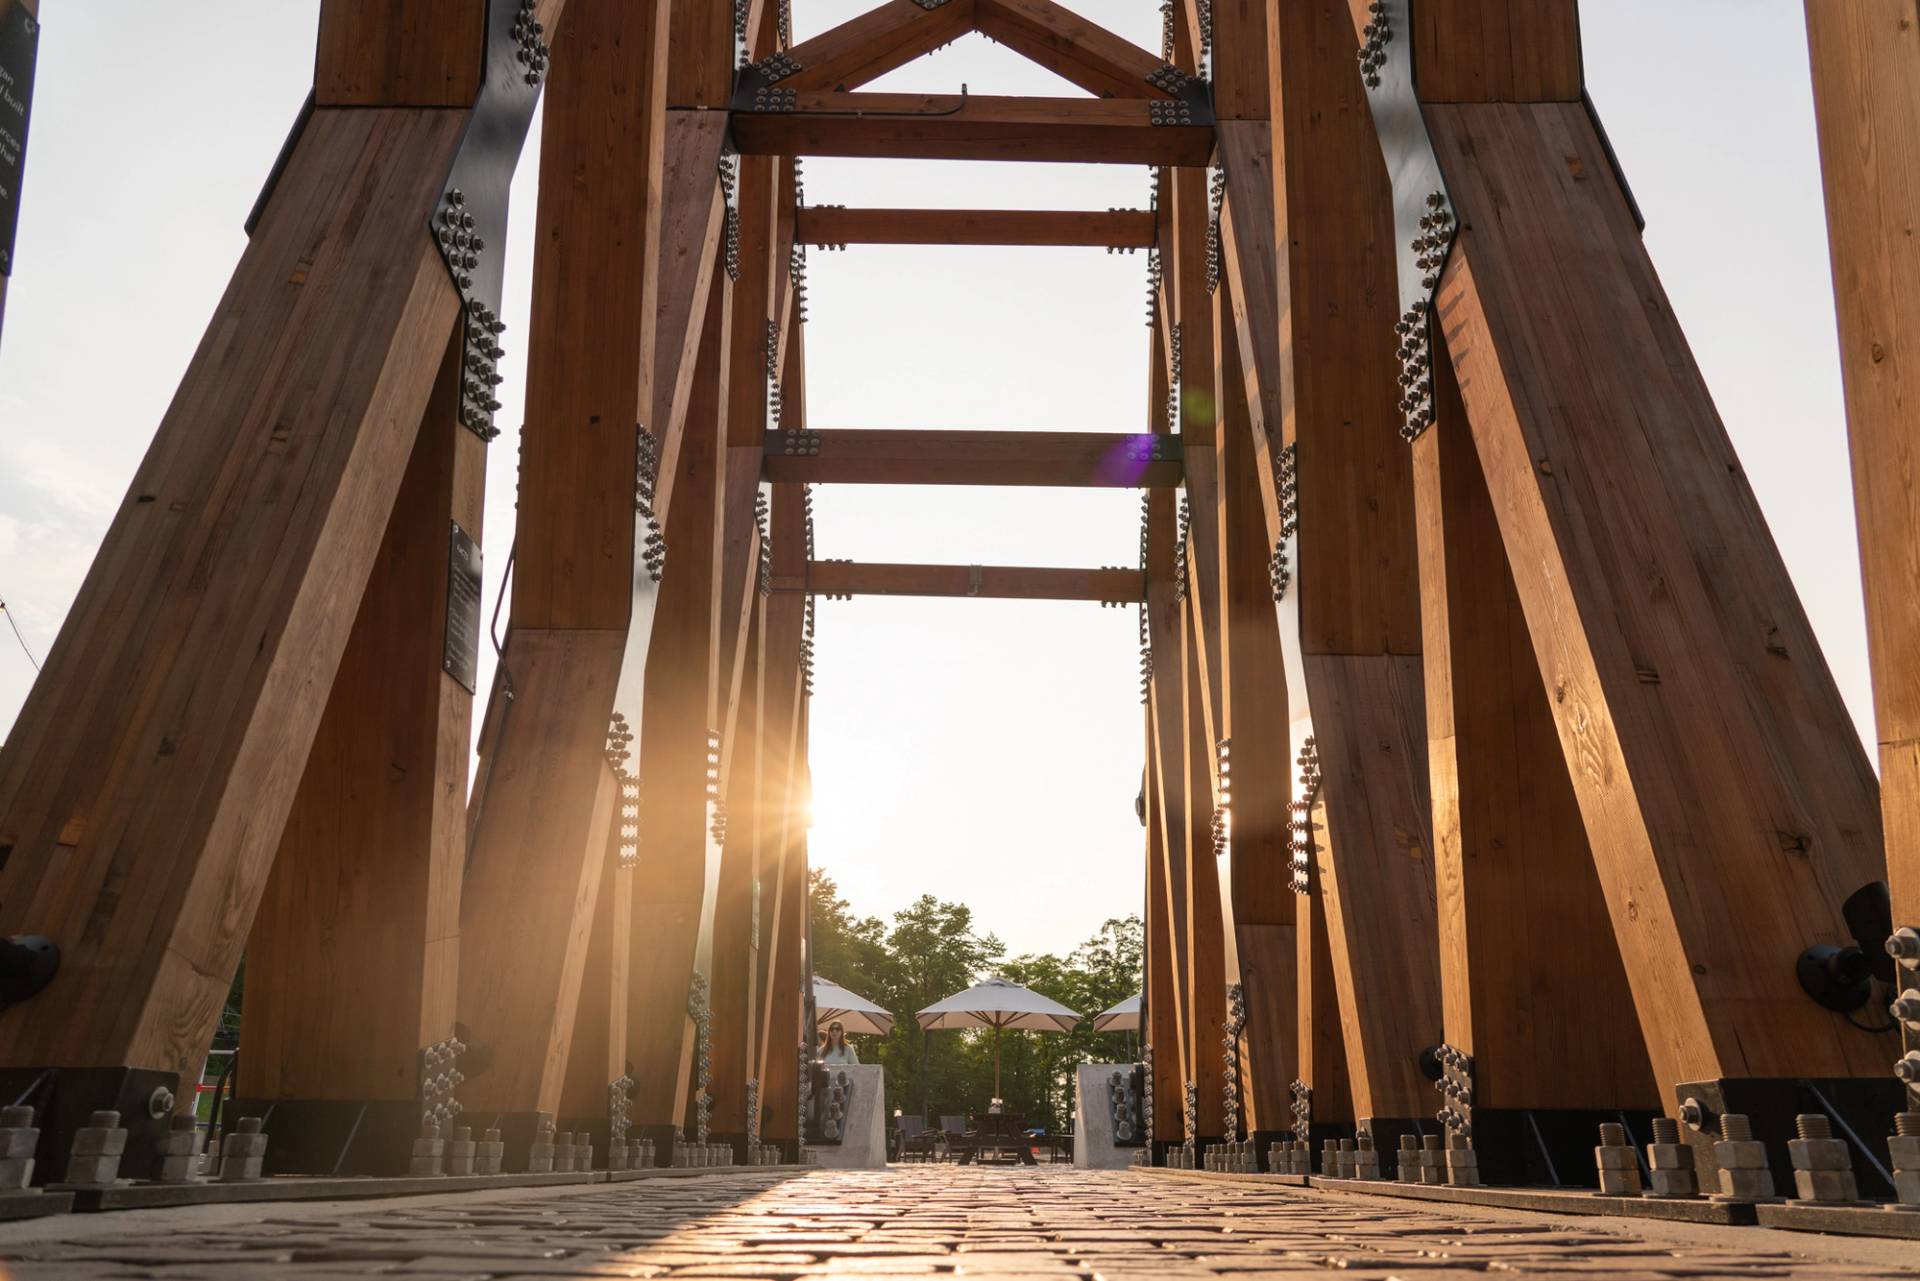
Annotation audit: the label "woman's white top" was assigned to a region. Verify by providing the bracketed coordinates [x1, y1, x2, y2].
[822, 1044, 859, 1065]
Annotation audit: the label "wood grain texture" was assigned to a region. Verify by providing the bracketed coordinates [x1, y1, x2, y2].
[665, 0, 740, 105]
[780, 0, 978, 93]
[732, 94, 1216, 166]
[708, 595, 764, 1140]
[1299, 832, 1355, 1125]
[1199, 0, 1268, 120]
[1258, 0, 1437, 1124]
[1213, 281, 1296, 1130]
[1172, 161, 1222, 752]
[456, 0, 670, 1122]
[1429, 100, 1889, 1086]
[1144, 725, 1185, 1144]
[1145, 482, 1193, 1083]
[807, 562, 1143, 602]
[511, 0, 669, 631]
[973, 0, 1172, 99]
[314, 0, 486, 107]
[650, 112, 729, 470]
[1181, 599, 1228, 1137]
[0, 107, 465, 1074]
[457, 629, 624, 1115]
[759, 680, 809, 1146]
[1410, 0, 1582, 104]
[727, 156, 779, 487]
[767, 430, 1182, 488]
[627, 277, 730, 1129]
[242, 331, 481, 1102]
[1235, 923, 1296, 1133]
[797, 207, 1155, 248]
[754, 485, 809, 1122]
[558, 837, 630, 1127]
[1414, 342, 1655, 1111]
[1804, 0, 1920, 928]
[1306, 653, 1437, 1121]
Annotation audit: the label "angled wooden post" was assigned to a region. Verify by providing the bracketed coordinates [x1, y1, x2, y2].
[1143, 722, 1186, 1148]
[755, 482, 810, 1153]
[1213, 0, 1438, 1161]
[1356, 2, 1894, 1172]
[709, 583, 766, 1155]
[237, 327, 490, 1175]
[1211, 272, 1297, 1153]
[1180, 595, 1228, 1143]
[624, 258, 730, 1154]
[557, 816, 632, 1159]
[1413, 320, 1657, 1180]
[0, 0, 538, 1181]
[1803, 1, 1920, 1114]
[1143, 469, 1193, 1138]
[455, 0, 670, 1159]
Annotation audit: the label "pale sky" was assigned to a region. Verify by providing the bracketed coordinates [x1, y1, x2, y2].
[0, 2, 1874, 958]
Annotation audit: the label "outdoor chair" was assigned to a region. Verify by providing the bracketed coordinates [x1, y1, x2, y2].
[938, 1114, 966, 1161]
[955, 1112, 1036, 1165]
[896, 1114, 938, 1163]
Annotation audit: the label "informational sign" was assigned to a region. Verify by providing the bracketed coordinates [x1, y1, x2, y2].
[0, 5, 39, 276]
[442, 520, 483, 695]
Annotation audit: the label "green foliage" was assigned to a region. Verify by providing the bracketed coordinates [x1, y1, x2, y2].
[808, 870, 1141, 1133]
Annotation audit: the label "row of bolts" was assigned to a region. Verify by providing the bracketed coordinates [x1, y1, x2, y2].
[0, 1107, 813, 1189]
[1164, 1110, 1920, 1206]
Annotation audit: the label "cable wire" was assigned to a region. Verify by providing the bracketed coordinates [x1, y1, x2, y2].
[0, 596, 41, 672]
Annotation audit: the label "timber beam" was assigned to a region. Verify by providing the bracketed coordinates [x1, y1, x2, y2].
[805, 562, 1143, 603]
[797, 206, 1156, 249]
[764, 429, 1182, 487]
[730, 94, 1215, 166]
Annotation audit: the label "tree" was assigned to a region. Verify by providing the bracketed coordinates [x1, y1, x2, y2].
[805, 870, 1142, 1135]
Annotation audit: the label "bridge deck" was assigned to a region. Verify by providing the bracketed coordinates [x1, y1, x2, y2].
[1, 1166, 1912, 1279]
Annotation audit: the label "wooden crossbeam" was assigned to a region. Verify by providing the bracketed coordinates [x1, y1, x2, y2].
[972, 0, 1175, 99]
[805, 561, 1143, 603]
[763, 429, 1182, 487]
[771, 0, 977, 92]
[798, 206, 1156, 248]
[731, 94, 1215, 165]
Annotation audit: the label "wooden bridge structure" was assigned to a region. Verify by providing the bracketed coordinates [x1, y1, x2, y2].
[1, 0, 1919, 1207]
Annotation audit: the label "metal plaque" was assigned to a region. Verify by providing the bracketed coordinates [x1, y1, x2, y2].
[0, 3, 40, 275]
[442, 520, 483, 694]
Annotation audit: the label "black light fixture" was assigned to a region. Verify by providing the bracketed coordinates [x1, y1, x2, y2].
[1795, 881, 1894, 1013]
[0, 934, 59, 1006]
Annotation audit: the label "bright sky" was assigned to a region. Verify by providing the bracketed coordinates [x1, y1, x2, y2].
[0, 2, 1875, 958]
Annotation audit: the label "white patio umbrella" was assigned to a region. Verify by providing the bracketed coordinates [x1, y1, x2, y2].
[813, 976, 894, 1037]
[917, 975, 1081, 1099]
[1090, 993, 1141, 1034]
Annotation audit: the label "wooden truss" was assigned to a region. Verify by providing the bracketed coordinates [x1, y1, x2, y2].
[0, 0, 1912, 1194]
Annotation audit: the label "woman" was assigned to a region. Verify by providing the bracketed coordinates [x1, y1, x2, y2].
[820, 1020, 859, 1065]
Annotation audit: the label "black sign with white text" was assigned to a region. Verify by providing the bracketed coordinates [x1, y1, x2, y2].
[443, 520, 483, 695]
[0, 5, 39, 276]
